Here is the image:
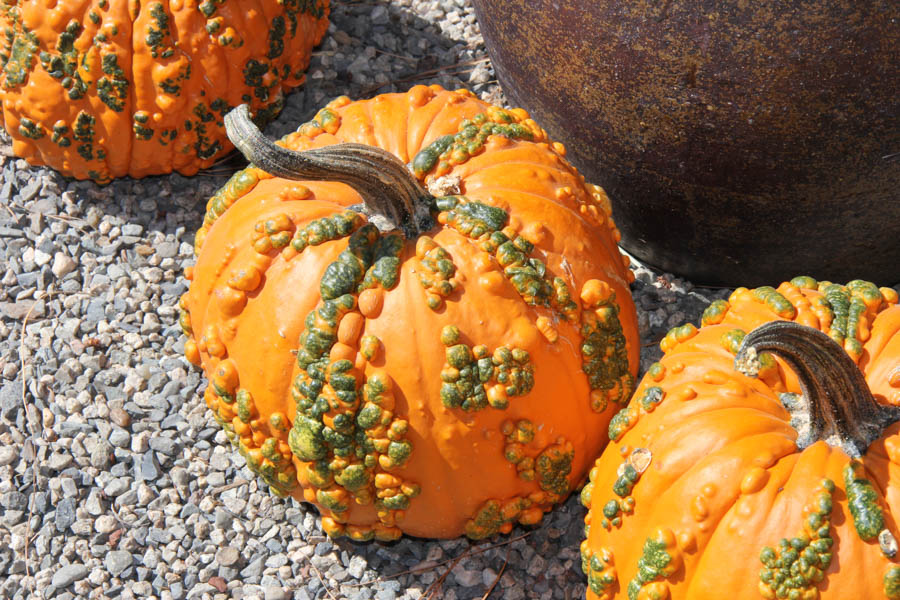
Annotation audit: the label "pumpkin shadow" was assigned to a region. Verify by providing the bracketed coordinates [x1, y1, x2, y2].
[267, 0, 500, 140]
[627, 257, 733, 373]
[302, 487, 591, 597]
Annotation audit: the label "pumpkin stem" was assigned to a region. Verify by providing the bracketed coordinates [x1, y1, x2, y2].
[736, 321, 900, 458]
[224, 104, 435, 237]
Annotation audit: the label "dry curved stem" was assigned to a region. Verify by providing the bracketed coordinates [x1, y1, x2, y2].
[18, 289, 48, 595]
[224, 104, 434, 237]
[423, 552, 465, 600]
[480, 546, 510, 599]
[298, 551, 339, 600]
[736, 320, 900, 457]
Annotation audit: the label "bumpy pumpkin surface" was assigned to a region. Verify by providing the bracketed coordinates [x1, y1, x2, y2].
[180, 85, 640, 540]
[0, 0, 328, 181]
[580, 278, 900, 599]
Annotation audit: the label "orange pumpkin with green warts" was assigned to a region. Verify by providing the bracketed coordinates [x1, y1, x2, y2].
[0, 0, 328, 182]
[580, 277, 900, 599]
[179, 85, 640, 540]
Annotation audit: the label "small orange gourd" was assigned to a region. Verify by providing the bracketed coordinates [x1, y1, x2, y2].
[0, 0, 328, 181]
[180, 85, 640, 540]
[580, 277, 900, 599]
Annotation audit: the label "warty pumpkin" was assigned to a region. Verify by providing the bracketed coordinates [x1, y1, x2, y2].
[580, 277, 900, 599]
[0, 0, 328, 182]
[179, 85, 640, 540]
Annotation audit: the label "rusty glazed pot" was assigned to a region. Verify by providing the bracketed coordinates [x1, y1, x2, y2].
[473, 0, 900, 286]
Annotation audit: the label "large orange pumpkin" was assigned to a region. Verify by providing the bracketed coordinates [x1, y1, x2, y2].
[0, 0, 328, 182]
[580, 277, 900, 599]
[180, 85, 640, 540]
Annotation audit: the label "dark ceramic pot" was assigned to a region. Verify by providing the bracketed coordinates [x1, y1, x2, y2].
[473, 0, 899, 286]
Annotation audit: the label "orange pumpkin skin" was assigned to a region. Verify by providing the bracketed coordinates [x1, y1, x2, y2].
[580, 278, 900, 599]
[181, 85, 639, 540]
[0, 0, 328, 182]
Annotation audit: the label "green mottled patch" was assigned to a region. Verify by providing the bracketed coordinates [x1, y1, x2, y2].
[627, 535, 675, 600]
[720, 328, 746, 355]
[267, 15, 286, 58]
[360, 235, 403, 291]
[464, 498, 529, 540]
[146, 2, 171, 58]
[359, 335, 380, 361]
[51, 122, 71, 147]
[581, 295, 633, 402]
[334, 464, 369, 491]
[638, 386, 664, 412]
[608, 407, 638, 442]
[416, 240, 457, 310]
[647, 362, 665, 380]
[73, 111, 95, 142]
[551, 277, 578, 321]
[411, 134, 453, 177]
[355, 404, 382, 429]
[752, 285, 797, 319]
[581, 545, 617, 597]
[289, 416, 327, 461]
[843, 460, 884, 541]
[580, 481, 594, 508]
[823, 283, 850, 345]
[885, 566, 900, 600]
[97, 53, 128, 112]
[17, 118, 43, 140]
[286, 221, 418, 530]
[71, 110, 96, 160]
[446, 200, 508, 235]
[410, 111, 534, 177]
[261, 437, 281, 462]
[3, 36, 37, 89]
[316, 488, 349, 513]
[439, 331, 534, 412]
[243, 58, 274, 102]
[131, 119, 154, 139]
[269, 413, 289, 432]
[613, 463, 639, 498]
[190, 103, 223, 160]
[790, 275, 818, 290]
[700, 299, 729, 326]
[759, 479, 834, 600]
[535, 443, 573, 498]
[292, 211, 364, 253]
[235, 389, 252, 421]
[198, 0, 217, 17]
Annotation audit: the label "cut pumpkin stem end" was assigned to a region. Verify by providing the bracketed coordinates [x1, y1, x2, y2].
[224, 104, 435, 237]
[736, 320, 900, 458]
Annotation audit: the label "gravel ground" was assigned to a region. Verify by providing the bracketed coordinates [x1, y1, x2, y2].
[0, 1, 838, 599]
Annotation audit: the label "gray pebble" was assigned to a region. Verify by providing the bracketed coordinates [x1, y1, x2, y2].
[348, 555, 367, 579]
[240, 556, 265, 579]
[47, 451, 74, 471]
[0, 491, 26, 511]
[105, 550, 133, 576]
[51, 563, 89, 587]
[55, 497, 76, 532]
